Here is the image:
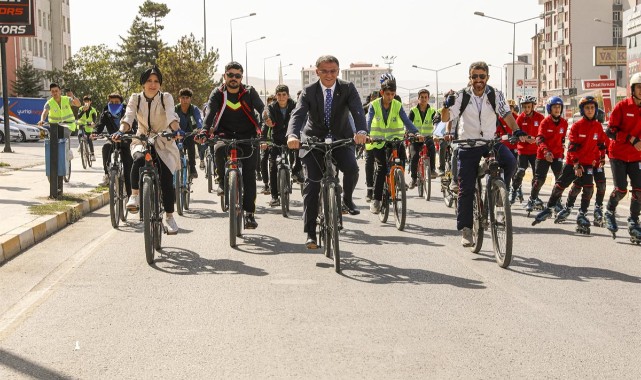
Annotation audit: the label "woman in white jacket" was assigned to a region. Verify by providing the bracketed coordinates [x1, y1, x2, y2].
[115, 66, 184, 234]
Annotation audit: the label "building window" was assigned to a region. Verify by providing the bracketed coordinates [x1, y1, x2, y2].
[62, 16, 66, 33]
[39, 40, 43, 57]
[44, 42, 47, 59]
[38, 9, 41, 27]
[614, 11, 621, 21]
[67, 18, 71, 34]
[614, 26, 622, 39]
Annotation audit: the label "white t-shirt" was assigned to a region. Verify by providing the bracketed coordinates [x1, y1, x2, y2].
[448, 86, 511, 140]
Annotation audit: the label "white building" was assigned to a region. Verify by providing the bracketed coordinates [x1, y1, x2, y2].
[341, 63, 388, 103]
[504, 54, 534, 101]
[300, 66, 319, 88]
[536, 0, 622, 112]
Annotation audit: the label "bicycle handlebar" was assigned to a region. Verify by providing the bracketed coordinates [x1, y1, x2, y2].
[301, 137, 354, 150]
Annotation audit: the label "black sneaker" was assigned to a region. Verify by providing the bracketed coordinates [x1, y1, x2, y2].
[269, 197, 280, 207]
[261, 185, 270, 195]
[190, 169, 198, 179]
[244, 213, 258, 229]
[342, 200, 360, 215]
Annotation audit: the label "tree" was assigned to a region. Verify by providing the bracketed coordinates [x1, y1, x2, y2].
[12, 58, 42, 97]
[139, 0, 170, 58]
[157, 34, 220, 107]
[44, 45, 124, 111]
[117, 15, 158, 87]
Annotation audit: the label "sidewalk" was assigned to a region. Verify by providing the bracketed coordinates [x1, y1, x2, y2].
[0, 141, 108, 264]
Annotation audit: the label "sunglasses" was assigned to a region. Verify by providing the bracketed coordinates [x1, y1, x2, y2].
[226, 73, 243, 79]
[470, 74, 487, 80]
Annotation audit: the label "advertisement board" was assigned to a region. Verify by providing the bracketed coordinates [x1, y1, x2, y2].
[0, 0, 36, 37]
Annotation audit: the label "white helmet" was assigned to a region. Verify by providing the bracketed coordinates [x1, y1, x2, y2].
[380, 72, 395, 84]
[520, 95, 536, 105]
[630, 73, 641, 92]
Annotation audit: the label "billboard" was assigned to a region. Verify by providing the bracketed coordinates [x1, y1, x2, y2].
[594, 46, 627, 67]
[0, 97, 47, 124]
[0, 0, 35, 37]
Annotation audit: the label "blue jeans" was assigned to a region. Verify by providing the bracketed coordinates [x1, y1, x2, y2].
[456, 143, 516, 230]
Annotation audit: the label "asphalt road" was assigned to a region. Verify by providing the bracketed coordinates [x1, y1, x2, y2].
[1, 163, 640, 379]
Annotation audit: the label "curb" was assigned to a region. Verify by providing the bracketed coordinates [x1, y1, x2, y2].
[0, 191, 109, 265]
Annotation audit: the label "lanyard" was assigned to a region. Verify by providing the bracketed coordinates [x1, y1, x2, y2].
[473, 94, 484, 136]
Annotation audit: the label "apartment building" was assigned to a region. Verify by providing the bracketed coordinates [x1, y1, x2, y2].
[536, 0, 621, 111]
[341, 63, 388, 103]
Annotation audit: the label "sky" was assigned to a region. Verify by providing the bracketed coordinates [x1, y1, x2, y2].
[70, 0, 544, 95]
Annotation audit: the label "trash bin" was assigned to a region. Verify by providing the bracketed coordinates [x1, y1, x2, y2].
[45, 139, 67, 176]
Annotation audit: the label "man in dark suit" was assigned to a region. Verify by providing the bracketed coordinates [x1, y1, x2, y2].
[287, 55, 368, 249]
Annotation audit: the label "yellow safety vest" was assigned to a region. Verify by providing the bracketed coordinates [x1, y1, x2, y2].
[410, 106, 435, 135]
[47, 96, 77, 132]
[366, 98, 404, 150]
[77, 107, 97, 132]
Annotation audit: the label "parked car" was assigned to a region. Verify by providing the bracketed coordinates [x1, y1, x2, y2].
[0, 117, 42, 142]
[8, 115, 48, 138]
[0, 125, 20, 143]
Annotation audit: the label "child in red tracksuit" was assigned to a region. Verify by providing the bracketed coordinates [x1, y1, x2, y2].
[511, 96, 545, 204]
[527, 96, 567, 215]
[532, 96, 606, 234]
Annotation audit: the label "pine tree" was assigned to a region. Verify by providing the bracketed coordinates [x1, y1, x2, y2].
[12, 58, 42, 97]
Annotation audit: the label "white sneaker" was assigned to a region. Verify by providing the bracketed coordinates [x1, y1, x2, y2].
[126, 195, 140, 213]
[449, 180, 459, 192]
[91, 153, 96, 161]
[165, 216, 179, 235]
[461, 227, 474, 247]
[199, 160, 205, 169]
[370, 200, 381, 214]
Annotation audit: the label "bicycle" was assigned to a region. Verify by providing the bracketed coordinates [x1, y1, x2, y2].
[43, 122, 73, 184]
[416, 135, 433, 201]
[301, 137, 354, 273]
[174, 132, 198, 216]
[453, 137, 513, 268]
[120, 132, 174, 264]
[78, 127, 93, 169]
[205, 144, 216, 193]
[205, 136, 261, 247]
[439, 139, 457, 209]
[97, 134, 129, 228]
[370, 137, 411, 231]
[265, 142, 294, 217]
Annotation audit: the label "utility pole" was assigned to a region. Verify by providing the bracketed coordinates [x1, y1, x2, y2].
[382, 55, 397, 73]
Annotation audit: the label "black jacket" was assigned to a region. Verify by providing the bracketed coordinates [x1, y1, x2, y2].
[203, 84, 265, 139]
[261, 98, 296, 145]
[94, 105, 126, 135]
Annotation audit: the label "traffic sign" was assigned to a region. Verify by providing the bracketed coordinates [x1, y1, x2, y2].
[582, 79, 616, 90]
[0, 0, 35, 37]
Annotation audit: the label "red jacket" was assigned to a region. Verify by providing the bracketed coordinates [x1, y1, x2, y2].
[566, 117, 606, 166]
[536, 115, 567, 160]
[496, 116, 516, 151]
[516, 111, 544, 155]
[607, 97, 641, 162]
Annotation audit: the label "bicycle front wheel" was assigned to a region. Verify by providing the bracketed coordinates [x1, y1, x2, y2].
[469, 186, 484, 254]
[279, 167, 290, 217]
[142, 176, 154, 264]
[206, 154, 213, 193]
[423, 157, 431, 201]
[86, 144, 93, 168]
[228, 170, 241, 247]
[328, 183, 341, 273]
[118, 169, 127, 222]
[490, 178, 513, 268]
[417, 158, 425, 198]
[393, 169, 406, 231]
[379, 190, 389, 223]
[64, 156, 71, 183]
[108, 170, 119, 228]
[175, 169, 184, 216]
[80, 140, 87, 169]
[184, 167, 191, 210]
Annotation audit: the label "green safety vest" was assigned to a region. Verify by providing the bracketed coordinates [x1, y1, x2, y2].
[410, 106, 435, 135]
[366, 98, 404, 150]
[47, 96, 77, 132]
[77, 107, 98, 132]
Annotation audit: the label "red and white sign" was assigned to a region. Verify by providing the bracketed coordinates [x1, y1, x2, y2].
[582, 79, 616, 90]
[516, 79, 523, 86]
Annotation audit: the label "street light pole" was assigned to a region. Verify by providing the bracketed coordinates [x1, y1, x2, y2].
[595, 18, 620, 104]
[474, 11, 547, 101]
[279, 63, 293, 85]
[397, 85, 429, 109]
[264, 54, 280, 103]
[245, 36, 266, 86]
[229, 13, 256, 61]
[488, 64, 504, 94]
[411, 62, 461, 109]
[203, 0, 206, 53]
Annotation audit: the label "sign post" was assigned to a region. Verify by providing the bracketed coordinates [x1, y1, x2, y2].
[0, 0, 36, 152]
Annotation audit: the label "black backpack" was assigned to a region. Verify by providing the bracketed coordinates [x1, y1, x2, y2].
[454, 85, 499, 138]
[136, 92, 166, 112]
